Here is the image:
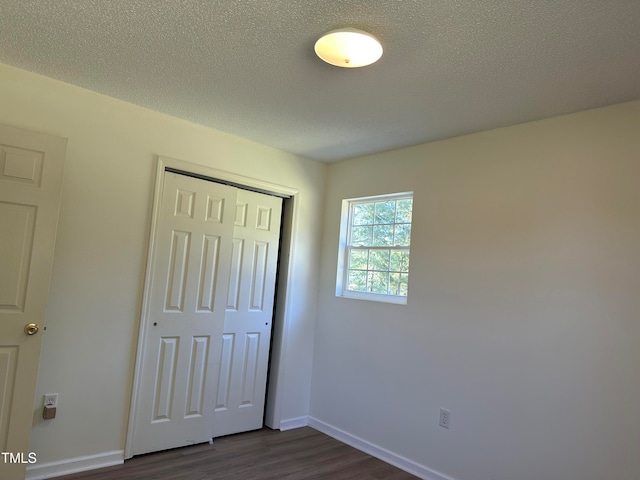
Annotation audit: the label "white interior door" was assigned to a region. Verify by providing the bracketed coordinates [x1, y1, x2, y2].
[0, 125, 66, 480]
[212, 189, 282, 438]
[130, 172, 237, 456]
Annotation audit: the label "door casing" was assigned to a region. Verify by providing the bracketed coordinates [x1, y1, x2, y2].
[125, 156, 299, 458]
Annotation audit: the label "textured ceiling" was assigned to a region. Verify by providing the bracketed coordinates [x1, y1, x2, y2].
[1, 1, 639, 162]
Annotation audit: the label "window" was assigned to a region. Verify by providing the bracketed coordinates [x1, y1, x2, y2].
[336, 192, 413, 304]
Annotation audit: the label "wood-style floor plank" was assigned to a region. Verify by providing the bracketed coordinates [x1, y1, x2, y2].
[55, 427, 418, 480]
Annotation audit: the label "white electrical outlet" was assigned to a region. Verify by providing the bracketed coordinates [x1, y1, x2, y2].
[43, 393, 58, 408]
[439, 408, 451, 429]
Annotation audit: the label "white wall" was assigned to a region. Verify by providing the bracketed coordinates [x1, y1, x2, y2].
[311, 101, 640, 480]
[0, 63, 326, 466]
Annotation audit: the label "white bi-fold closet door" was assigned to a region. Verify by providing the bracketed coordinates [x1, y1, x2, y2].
[130, 171, 282, 456]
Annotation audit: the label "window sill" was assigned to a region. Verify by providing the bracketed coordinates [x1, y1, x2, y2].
[337, 290, 408, 305]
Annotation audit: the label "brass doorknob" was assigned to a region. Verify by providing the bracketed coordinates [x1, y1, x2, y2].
[24, 323, 39, 335]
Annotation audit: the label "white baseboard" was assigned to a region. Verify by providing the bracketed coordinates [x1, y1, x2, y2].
[307, 416, 457, 480]
[278, 415, 309, 431]
[25, 450, 124, 480]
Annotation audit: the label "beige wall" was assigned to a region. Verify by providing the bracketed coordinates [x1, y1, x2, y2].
[312, 101, 640, 480]
[0, 63, 326, 465]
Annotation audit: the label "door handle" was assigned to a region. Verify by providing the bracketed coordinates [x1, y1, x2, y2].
[24, 323, 40, 335]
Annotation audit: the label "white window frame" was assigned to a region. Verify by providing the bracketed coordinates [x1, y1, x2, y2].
[336, 192, 413, 305]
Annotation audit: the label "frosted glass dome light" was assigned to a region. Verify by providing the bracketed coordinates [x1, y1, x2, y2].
[314, 28, 383, 68]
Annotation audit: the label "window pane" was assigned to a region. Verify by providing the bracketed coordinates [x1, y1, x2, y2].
[368, 249, 390, 271]
[353, 202, 374, 225]
[374, 201, 395, 224]
[390, 273, 409, 296]
[368, 271, 389, 294]
[347, 270, 367, 292]
[348, 249, 368, 270]
[396, 199, 412, 223]
[390, 250, 410, 273]
[389, 273, 401, 295]
[351, 225, 372, 246]
[373, 224, 393, 246]
[393, 223, 411, 246]
[398, 273, 409, 296]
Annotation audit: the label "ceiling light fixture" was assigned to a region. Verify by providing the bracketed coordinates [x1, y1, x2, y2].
[314, 28, 383, 68]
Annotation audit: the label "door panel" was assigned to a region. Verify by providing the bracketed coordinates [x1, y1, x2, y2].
[239, 332, 260, 406]
[0, 346, 19, 446]
[185, 336, 209, 417]
[165, 230, 190, 311]
[130, 172, 236, 456]
[153, 336, 179, 421]
[215, 333, 234, 411]
[0, 125, 66, 480]
[212, 189, 282, 438]
[197, 235, 222, 312]
[0, 202, 36, 311]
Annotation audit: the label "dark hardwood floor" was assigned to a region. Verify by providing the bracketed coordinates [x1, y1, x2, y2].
[56, 427, 418, 479]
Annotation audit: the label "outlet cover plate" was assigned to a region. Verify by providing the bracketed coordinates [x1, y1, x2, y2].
[439, 408, 451, 429]
[43, 393, 58, 408]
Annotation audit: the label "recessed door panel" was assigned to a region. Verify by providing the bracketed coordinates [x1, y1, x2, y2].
[197, 235, 221, 312]
[205, 196, 224, 223]
[256, 206, 271, 231]
[0, 145, 44, 186]
[240, 333, 260, 407]
[250, 241, 268, 311]
[153, 337, 179, 422]
[0, 346, 18, 451]
[174, 189, 195, 218]
[215, 333, 235, 411]
[165, 231, 191, 312]
[0, 202, 36, 312]
[226, 239, 244, 311]
[235, 203, 247, 227]
[185, 336, 209, 417]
